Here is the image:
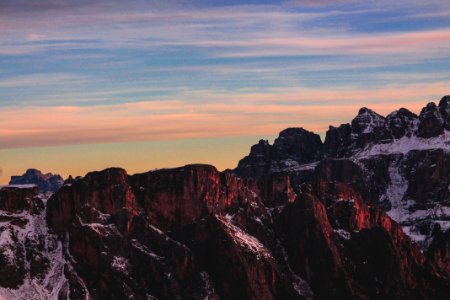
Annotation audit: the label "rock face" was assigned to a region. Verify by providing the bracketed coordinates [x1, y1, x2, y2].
[276, 186, 445, 300]
[10, 169, 64, 193]
[418, 102, 444, 138]
[0, 162, 443, 299]
[0, 185, 42, 214]
[45, 165, 313, 299]
[40, 164, 448, 299]
[235, 128, 322, 177]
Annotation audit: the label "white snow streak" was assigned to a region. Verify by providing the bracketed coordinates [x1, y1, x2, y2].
[216, 215, 272, 260]
[0, 195, 68, 300]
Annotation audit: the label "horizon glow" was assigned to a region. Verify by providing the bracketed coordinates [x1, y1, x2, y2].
[1, 0, 450, 183]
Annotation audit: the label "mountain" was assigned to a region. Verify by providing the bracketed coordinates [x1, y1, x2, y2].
[0, 97, 449, 299]
[235, 96, 450, 249]
[9, 169, 64, 193]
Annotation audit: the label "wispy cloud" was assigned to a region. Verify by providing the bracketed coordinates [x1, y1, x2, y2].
[1, 82, 447, 149]
[0, 73, 90, 88]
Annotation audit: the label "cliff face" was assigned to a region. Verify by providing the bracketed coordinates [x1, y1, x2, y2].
[45, 165, 314, 299]
[41, 163, 448, 299]
[0, 185, 41, 214]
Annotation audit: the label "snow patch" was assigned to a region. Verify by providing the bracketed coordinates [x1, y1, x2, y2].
[384, 159, 409, 223]
[216, 215, 272, 260]
[0, 184, 37, 190]
[269, 160, 319, 174]
[334, 229, 351, 240]
[111, 256, 130, 275]
[354, 130, 450, 158]
[130, 239, 164, 262]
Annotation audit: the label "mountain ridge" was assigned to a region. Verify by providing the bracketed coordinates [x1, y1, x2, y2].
[234, 96, 450, 249]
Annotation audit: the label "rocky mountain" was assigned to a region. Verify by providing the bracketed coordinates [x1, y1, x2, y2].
[0, 96, 449, 299]
[1, 165, 448, 299]
[235, 96, 450, 249]
[9, 169, 64, 193]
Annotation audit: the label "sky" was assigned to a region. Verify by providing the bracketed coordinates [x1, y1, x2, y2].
[1, 0, 450, 183]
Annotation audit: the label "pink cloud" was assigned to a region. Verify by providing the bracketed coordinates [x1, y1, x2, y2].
[212, 29, 450, 58]
[0, 82, 447, 149]
[285, 0, 356, 7]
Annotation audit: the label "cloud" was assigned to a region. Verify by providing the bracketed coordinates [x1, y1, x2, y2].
[207, 29, 450, 59]
[285, 0, 356, 7]
[0, 82, 447, 149]
[0, 73, 90, 88]
[25, 33, 47, 41]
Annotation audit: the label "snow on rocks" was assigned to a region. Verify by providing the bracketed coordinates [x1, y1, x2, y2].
[111, 256, 130, 276]
[269, 160, 319, 174]
[0, 193, 68, 300]
[334, 229, 351, 240]
[354, 130, 450, 159]
[0, 184, 37, 190]
[216, 214, 272, 260]
[383, 159, 409, 222]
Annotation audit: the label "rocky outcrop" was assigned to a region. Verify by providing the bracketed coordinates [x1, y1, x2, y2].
[235, 128, 322, 177]
[386, 108, 419, 139]
[418, 102, 444, 138]
[47, 168, 137, 234]
[10, 169, 64, 193]
[0, 185, 42, 214]
[323, 123, 352, 157]
[235, 139, 273, 177]
[273, 128, 323, 162]
[426, 224, 450, 278]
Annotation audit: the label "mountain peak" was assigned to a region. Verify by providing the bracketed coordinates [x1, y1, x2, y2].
[418, 101, 444, 137]
[357, 106, 380, 116]
[439, 95, 450, 106]
[9, 169, 64, 193]
[278, 127, 312, 138]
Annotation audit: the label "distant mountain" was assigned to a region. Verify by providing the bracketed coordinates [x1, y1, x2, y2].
[9, 169, 64, 193]
[0, 97, 449, 299]
[234, 96, 450, 249]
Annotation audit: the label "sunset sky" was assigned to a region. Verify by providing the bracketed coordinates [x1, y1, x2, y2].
[1, 0, 450, 183]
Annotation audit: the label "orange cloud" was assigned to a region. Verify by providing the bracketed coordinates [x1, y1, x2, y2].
[0, 82, 447, 149]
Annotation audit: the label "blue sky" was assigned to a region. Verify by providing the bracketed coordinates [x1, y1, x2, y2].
[0, 0, 449, 181]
